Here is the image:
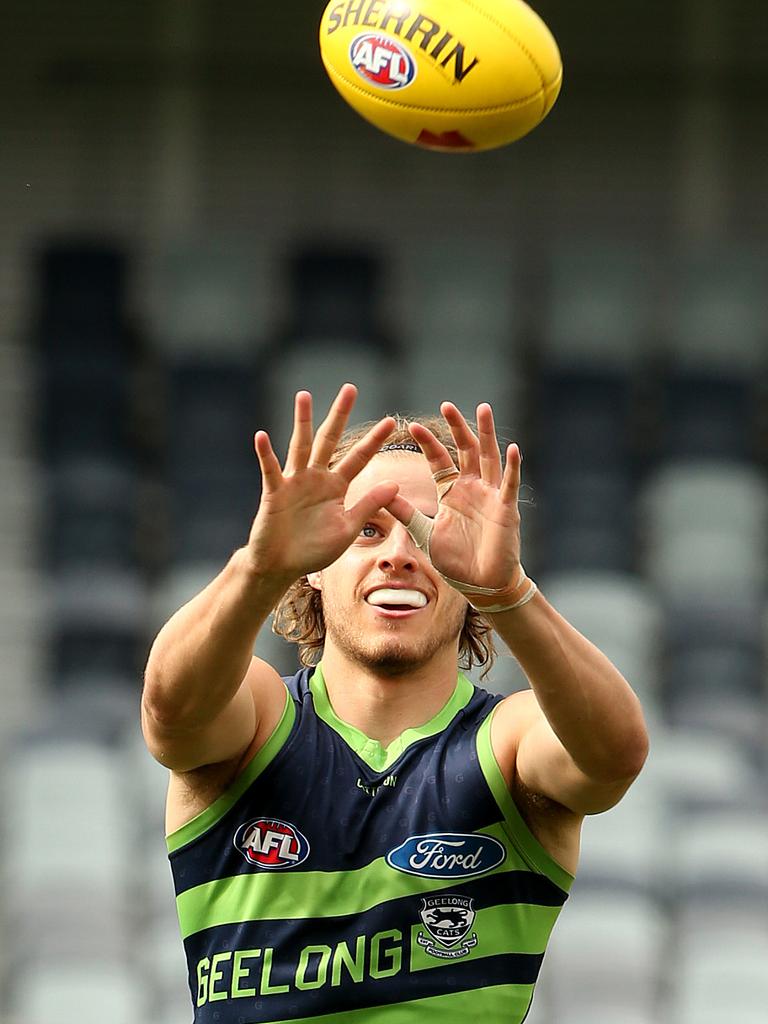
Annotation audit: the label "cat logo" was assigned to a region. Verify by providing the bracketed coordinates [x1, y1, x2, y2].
[233, 818, 310, 870]
[350, 33, 417, 90]
[417, 894, 479, 960]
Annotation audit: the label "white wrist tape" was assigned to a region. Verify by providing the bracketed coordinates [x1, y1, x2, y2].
[404, 507, 536, 613]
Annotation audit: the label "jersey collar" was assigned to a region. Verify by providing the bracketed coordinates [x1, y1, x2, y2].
[309, 662, 474, 773]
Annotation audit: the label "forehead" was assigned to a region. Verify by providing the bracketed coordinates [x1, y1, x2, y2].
[344, 453, 437, 508]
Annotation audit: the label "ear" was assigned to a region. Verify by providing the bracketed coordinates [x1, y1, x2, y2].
[306, 571, 322, 592]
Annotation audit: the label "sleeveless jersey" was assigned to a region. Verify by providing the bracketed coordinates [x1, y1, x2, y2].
[167, 665, 573, 1024]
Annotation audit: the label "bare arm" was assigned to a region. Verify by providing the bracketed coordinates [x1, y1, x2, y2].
[142, 384, 398, 772]
[141, 551, 289, 772]
[386, 401, 648, 815]
[490, 593, 648, 814]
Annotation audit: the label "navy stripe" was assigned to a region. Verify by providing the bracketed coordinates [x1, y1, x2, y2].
[185, 874, 560, 1021]
[191, 943, 542, 1024]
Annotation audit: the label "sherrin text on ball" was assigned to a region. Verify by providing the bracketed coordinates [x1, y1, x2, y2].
[319, 0, 563, 151]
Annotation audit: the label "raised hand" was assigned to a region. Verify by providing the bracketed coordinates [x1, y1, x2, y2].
[247, 384, 398, 585]
[386, 402, 524, 599]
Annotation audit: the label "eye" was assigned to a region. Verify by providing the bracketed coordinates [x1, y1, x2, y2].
[360, 523, 379, 539]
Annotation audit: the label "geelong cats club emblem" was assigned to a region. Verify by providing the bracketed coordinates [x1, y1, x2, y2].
[417, 894, 478, 959]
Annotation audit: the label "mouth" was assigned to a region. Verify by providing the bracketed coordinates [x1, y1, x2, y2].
[364, 587, 428, 618]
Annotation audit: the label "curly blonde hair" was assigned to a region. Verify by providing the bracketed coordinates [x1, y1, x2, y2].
[272, 414, 498, 678]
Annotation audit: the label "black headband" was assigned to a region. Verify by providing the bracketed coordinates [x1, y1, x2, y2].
[379, 442, 423, 454]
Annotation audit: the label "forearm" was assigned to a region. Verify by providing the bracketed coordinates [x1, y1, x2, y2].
[143, 547, 291, 730]
[492, 591, 649, 782]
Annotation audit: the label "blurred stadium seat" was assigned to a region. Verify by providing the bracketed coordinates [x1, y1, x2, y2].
[546, 892, 668, 1019]
[265, 341, 397, 457]
[541, 237, 654, 371]
[394, 239, 522, 420]
[148, 236, 273, 358]
[11, 964, 144, 1024]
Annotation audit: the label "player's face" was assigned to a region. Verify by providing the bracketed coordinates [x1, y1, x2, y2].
[311, 453, 468, 676]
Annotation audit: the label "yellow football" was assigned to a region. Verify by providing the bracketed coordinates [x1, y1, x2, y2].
[319, 0, 563, 152]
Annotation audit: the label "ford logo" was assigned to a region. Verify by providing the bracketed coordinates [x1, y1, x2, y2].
[386, 832, 506, 879]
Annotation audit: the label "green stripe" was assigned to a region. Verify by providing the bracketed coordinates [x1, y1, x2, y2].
[409, 902, 561, 973]
[258, 984, 535, 1023]
[476, 708, 574, 894]
[166, 687, 295, 854]
[176, 821, 530, 940]
[310, 664, 474, 772]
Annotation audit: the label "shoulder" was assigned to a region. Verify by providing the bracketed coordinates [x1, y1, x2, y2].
[165, 659, 293, 835]
[488, 689, 582, 875]
[489, 689, 541, 771]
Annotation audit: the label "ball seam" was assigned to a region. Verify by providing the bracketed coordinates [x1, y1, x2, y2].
[457, 0, 552, 92]
[324, 59, 546, 115]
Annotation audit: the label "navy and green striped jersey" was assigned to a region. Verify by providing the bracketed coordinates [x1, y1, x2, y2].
[167, 664, 573, 1023]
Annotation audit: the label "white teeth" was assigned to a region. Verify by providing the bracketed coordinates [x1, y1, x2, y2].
[366, 588, 427, 608]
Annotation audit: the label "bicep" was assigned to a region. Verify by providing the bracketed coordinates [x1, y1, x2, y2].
[516, 716, 637, 815]
[493, 694, 637, 817]
[142, 657, 286, 772]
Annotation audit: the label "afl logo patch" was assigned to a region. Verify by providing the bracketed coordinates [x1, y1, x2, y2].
[234, 818, 310, 870]
[387, 832, 506, 879]
[350, 33, 417, 90]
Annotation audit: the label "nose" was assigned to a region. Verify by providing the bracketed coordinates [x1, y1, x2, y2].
[376, 523, 419, 573]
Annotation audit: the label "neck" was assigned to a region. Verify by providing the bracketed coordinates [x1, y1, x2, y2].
[318, 643, 461, 748]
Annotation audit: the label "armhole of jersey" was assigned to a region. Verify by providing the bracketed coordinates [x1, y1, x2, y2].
[477, 705, 574, 894]
[166, 685, 296, 854]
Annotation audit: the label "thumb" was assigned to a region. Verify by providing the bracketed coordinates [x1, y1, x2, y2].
[345, 481, 400, 530]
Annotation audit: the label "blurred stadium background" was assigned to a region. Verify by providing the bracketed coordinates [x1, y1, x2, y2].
[1, 0, 767, 1021]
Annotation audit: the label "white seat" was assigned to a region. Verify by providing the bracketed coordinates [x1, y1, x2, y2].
[147, 235, 274, 357]
[401, 332, 522, 434]
[395, 238, 522, 421]
[666, 244, 768, 372]
[4, 739, 132, 897]
[12, 963, 144, 1024]
[395, 238, 517, 351]
[49, 566, 149, 631]
[672, 936, 768, 1024]
[541, 572, 659, 659]
[645, 527, 764, 600]
[677, 903, 768, 944]
[153, 565, 299, 678]
[150, 561, 224, 631]
[255, 616, 301, 677]
[559, 1011, 657, 1024]
[543, 237, 653, 369]
[157, 999, 196, 1024]
[540, 572, 660, 701]
[141, 912, 191, 996]
[522, 988, 552, 1024]
[674, 1010, 766, 1024]
[0, 568, 44, 629]
[546, 893, 667, 1018]
[576, 770, 666, 899]
[466, 646, 529, 698]
[641, 460, 768, 542]
[671, 811, 768, 898]
[11, 889, 129, 961]
[265, 342, 396, 458]
[123, 719, 171, 836]
[648, 728, 762, 812]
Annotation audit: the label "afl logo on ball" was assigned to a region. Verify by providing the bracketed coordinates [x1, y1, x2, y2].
[350, 33, 417, 90]
[234, 818, 310, 870]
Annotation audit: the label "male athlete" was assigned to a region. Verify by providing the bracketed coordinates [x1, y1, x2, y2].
[142, 383, 648, 1023]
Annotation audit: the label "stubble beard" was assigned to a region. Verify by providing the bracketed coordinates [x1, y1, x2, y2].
[322, 598, 467, 679]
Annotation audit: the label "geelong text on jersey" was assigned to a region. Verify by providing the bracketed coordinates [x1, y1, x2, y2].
[196, 931, 402, 1006]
